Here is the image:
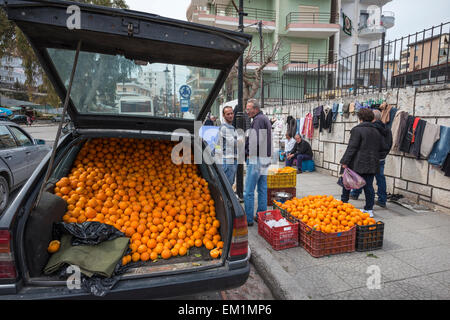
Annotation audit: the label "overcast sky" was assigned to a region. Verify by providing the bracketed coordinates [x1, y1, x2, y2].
[125, 0, 450, 41]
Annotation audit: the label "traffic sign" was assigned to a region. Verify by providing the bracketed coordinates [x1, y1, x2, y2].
[180, 98, 190, 112]
[179, 85, 192, 99]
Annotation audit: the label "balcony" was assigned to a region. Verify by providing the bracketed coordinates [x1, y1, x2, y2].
[190, 4, 276, 32]
[381, 11, 395, 29]
[282, 52, 337, 72]
[358, 23, 386, 40]
[285, 12, 340, 38]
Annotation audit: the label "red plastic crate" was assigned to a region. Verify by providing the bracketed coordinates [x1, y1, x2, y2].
[257, 210, 299, 251]
[299, 222, 356, 258]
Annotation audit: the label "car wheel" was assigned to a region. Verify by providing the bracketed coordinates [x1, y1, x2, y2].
[0, 176, 9, 214]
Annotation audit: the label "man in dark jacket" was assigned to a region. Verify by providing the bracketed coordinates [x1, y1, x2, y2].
[350, 110, 392, 207]
[286, 134, 313, 174]
[340, 108, 384, 217]
[244, 99, 272, 226]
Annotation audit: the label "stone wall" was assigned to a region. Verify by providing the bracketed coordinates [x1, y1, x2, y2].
[265, 83, 450, 214]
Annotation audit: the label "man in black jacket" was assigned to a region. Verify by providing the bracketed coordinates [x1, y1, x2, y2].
[350, 110, 392, 208]
[286, 134, 313, 174]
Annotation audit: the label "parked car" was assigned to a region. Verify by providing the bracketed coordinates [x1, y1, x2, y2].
[9, 115, 28, 125]
[0, 0, 251, 299]
[0, 121, 50, 214]
[51, 115, 70, 123]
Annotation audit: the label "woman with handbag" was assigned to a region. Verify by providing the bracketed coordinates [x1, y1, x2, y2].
[339, 108, 386, 217]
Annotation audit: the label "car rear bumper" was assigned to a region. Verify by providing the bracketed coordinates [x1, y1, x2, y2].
[0, 257, 250, 300]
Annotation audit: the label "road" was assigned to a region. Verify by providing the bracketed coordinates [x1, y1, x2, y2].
[9, 122, 275, 300]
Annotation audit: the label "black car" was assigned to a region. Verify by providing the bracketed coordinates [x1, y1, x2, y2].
[0, 0, 251, 299]
[9, 115, 28, 124]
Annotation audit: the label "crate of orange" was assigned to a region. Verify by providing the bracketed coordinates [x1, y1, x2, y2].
[257, 209, 299, 251]
[267, 167, 297, 189]
[299, 222, 356, 258]
[274, 195, 375, 257]
[356, 221, 384, 252]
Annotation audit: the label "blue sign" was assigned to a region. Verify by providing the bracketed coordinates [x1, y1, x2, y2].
[180, 98, 190, 112]
[179, 85, 192, 99]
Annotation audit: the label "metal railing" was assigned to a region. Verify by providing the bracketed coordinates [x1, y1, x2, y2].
[211, 4, 276, 22]
[286, 12, 339, 26]
[260, 22, 450, 106]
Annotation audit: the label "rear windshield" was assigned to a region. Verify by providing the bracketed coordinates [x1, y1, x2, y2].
[47, 48, 221, 120]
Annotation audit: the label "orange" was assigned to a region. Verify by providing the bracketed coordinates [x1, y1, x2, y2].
[161, 249, 172, 260]
[194, 239, 203, 247]
[131, 252, 140, 262]
[150, 251, 158, 261]
[140, 252, 150, 261]
[210, 248, 220, 259]
[47, 240, 61, 253]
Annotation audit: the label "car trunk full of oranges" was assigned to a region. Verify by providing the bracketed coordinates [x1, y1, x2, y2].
[52, 137, 223, 265]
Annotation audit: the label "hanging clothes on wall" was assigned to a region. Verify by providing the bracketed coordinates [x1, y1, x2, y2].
[420, 122, 441, 159]
[348, 102, 355, 115]
[408, 118, 427, 159]
[399, 115, 418, 153]
[321, 106, 333, 133]
[286, 115, 297, 137]
[428, 125, 450, 166]
[391, 110, 409, 152]
[312, 105, 323, 129]
[386, 107, 398, 129]
[299, 117, 305, 136]
[442, 153, 450, 177]
[302, 112, 314, 140]
[379, 102, 393, 124]
[331, 103, 339, 122]
[342, 103, 350, 118]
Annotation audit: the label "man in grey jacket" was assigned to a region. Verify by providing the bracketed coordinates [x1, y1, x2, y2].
[214, 106, 239, 186]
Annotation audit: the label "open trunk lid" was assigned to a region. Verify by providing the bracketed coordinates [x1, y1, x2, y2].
[1, 0, 251, 133]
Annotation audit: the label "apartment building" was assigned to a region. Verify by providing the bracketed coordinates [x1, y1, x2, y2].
[339, 0, 395, 58]
[186, 0, 340, 106]
[395, 33, 449, 86]
[0, 55, 27, 89]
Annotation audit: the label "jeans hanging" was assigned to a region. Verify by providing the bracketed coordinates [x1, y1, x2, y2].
[428, 125, 450, 166]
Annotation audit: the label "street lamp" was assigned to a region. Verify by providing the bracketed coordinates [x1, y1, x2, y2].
[164, 65, 170, 116]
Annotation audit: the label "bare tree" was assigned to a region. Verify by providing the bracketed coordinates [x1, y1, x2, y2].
[224, 38, 282, 108]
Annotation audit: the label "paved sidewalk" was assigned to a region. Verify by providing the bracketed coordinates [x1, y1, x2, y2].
[248, 171, 450, 300]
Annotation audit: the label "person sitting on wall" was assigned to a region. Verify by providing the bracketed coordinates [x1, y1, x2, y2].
[286, 134, 313, 174]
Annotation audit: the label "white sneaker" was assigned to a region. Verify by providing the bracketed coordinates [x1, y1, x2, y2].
[363, 210, 374, 218]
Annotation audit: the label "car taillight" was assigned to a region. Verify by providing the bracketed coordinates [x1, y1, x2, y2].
[229, 216, 248, 260]
[0, 230, 16, 279]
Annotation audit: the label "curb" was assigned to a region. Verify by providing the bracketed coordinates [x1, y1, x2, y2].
[248, 228, 311, 300]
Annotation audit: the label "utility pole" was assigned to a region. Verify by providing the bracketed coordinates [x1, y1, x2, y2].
[258, 20, 264, 109]
[236, 0, 246, 200]
[173, 64, 176, 116]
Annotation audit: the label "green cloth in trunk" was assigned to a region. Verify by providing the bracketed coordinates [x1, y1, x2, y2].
[44, 234, 130, 278]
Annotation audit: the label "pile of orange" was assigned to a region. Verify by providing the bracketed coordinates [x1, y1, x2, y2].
[274, 195, 377, 233]
[268, 166, 296, 175]
[54, 137, 223, 264]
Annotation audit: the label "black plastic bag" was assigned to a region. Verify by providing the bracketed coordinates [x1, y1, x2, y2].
[53, 221, 125, 246]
